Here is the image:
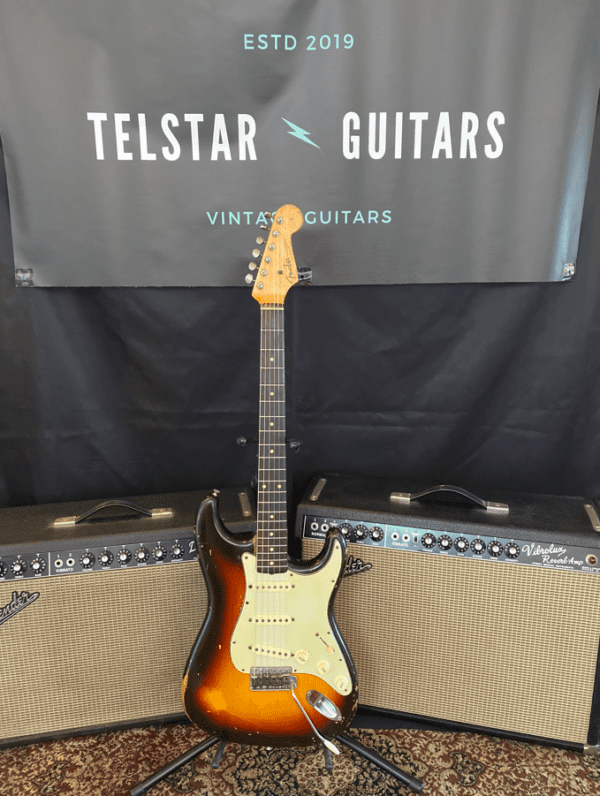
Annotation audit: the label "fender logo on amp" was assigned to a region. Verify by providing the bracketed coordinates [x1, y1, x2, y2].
[0, 590, 40, 627]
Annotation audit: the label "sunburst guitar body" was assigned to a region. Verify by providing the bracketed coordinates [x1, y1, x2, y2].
[181, 205, 358, 749]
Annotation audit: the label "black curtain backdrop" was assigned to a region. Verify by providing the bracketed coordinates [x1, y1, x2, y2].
[1, 98, 600, 513]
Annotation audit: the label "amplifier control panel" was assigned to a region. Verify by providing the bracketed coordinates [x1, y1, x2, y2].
[302, 516, 600, 575]
[0, 537, 197, 583]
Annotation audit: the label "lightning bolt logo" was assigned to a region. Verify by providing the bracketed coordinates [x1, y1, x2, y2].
[282, 118, 320, 149]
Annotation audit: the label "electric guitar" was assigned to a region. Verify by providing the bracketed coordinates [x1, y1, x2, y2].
[181, 205, 358, 751]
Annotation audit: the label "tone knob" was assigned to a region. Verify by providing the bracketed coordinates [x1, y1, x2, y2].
[370, 527, 384, 542]
[421, 533, 436, 549]
[152, 546, 168, 562]
[488, 540, 504, 557]
[505, 543, 520, 559]
[171, 543, 184, 559]
[355, 525, 368, 541]
[334, 675, 350, 694]
[438, 535, 453, 551]
[31, 557, 46, 574]
[317, 660, 330, 675]
[11, 559, 27, 575]
[295, 649, 309, 664]
[99, 550, 114, 567]
[135, 547, 150, 563]
[471, 539, 486, 555]
[117, 549, 132, 565]
[80, 553, 95, 569]
[454, 537, 469, 553]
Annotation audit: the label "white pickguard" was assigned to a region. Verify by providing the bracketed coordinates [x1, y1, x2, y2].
[230, 542, 353, 695]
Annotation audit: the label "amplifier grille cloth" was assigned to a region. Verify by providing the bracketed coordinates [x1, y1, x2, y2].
[305, 540, 600, 744]
[0, 565, 207, 740]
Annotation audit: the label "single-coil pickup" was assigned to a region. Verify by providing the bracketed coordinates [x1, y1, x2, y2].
[253, 582, 292, 592]
[248, 615, 292, 624]
[252, 644, 292, 659]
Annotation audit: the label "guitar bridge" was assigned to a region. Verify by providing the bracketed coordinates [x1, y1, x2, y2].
[250, 667, 296, 691]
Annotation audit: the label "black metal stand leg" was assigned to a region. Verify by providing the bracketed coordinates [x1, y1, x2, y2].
[323, 744, 334, 773]
[129, 735, 221, 796]
[211, 740, 227, 769]
[337, 733, 425, 793]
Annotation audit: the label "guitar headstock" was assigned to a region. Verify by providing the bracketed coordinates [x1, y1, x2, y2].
[245, 204, 304, 305]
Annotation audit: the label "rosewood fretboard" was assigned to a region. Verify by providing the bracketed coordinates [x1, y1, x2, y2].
[256, 305, 288, 574]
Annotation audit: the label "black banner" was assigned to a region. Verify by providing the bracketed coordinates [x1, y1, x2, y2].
[0, 0, 598, 286]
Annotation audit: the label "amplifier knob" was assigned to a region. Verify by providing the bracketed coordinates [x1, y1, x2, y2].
[370, 527, 384, 542]
[152, 546, 168, 561]
[488, 540, 504, 557]
[11, 559, 27, 575]
[438, 535, 453, 551]
[99, 550, 114, 567]
[505, 543, 520, 559]
[171, 544, 184, 559]
[31, 557, 46, 574]
[118, 549, 132, 565]
[454, 537, 469, 553]
[355, 525, 368, 541]
[0, 562, 7, 577]
[135, 547, 150, 563]
[471, 539, 486, 555]
[421, 533, 436, 549]
[80, 553, 95, 569]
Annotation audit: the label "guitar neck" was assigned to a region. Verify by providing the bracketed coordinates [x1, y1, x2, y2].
[256, 304, 288, 574]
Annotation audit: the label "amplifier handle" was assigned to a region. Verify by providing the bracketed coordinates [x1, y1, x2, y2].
[390, 485, 509, 514]
[52, 500, 174, 527]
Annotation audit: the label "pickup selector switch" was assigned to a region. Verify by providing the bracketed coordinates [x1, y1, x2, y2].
[370, 527, 384, 542]
[421, 533, 436, 549]
[438, 535, 453, 551]
[471, 539, 486, 555]
[488, 540, 504, 557]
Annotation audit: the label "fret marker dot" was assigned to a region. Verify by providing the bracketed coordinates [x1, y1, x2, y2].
[270, 422, 274, 427]
[277, 484, 282, 489]
[270, 357, 274, 362]
[270, 449, 274, 453]
[270, 392, 274, 396]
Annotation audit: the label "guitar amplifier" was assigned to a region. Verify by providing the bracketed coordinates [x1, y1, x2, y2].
[0, 486, 255, 747]
[296, 474, 600, 750]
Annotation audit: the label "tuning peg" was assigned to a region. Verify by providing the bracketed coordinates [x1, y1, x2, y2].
[248, 262, 258, 271]
[260, 224, 270, 231]
[245, 273, 255, 285]
[252, 248, 261, 258]
[256, 236, 266, 245]
[265, 212, 273, 219]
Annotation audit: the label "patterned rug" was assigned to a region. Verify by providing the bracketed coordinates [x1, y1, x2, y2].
[1, 722, 599, 796]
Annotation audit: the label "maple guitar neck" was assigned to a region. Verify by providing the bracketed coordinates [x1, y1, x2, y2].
[256, 303, 288, 574]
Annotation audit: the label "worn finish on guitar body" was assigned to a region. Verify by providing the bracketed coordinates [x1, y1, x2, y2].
[181, 494, 358, 748]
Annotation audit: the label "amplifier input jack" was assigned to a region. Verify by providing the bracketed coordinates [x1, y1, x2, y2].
[54, 559, 63, 568]
[66, 558, 75, 568]
[587, 554, 598, 566]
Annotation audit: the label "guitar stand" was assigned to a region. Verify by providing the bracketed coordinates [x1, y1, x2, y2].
[129, 732, 425, 795]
